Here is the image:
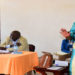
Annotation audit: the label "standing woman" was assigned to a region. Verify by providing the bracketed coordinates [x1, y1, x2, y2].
[60, 22, 75, 75]
[69, 22, 75, 75]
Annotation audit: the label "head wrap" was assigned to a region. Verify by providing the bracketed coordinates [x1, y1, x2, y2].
[70, 22, 75, 42]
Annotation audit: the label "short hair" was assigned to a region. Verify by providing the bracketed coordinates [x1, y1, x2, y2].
[10, 30, 21, 41]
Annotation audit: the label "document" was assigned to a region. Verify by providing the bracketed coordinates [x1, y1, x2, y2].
[54, 60, 68, 67]
[47, 66, 62, 70]
[54, 51, 68, 56]
[0, 50, 9, 53]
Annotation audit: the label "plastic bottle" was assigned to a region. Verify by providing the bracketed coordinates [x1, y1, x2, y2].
[13, 45, 22, 54]
[13, 45, 18, 53]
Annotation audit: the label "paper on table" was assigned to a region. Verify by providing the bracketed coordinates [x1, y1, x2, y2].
[47, 66, 62, 70]
[11, 51, 22, 54]
[0, 50, 9, 53]
[54, 60, 68, 67]
[54, 51, 68, 56]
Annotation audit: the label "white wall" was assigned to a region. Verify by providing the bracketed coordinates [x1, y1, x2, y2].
[1, 0, 75, 56]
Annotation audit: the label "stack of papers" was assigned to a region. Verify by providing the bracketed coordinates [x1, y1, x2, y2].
[54, 51, 68, 56]
[0, 50, 9, 53]
[47, 66, 62, 70]
[54, 60, 68, 67]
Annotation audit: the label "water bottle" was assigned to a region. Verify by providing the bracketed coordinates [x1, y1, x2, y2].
[13, 45, 22, 54]
[13, 45, 18, 53]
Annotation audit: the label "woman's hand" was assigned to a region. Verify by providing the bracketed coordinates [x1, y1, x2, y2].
[60, 28, 70, 38]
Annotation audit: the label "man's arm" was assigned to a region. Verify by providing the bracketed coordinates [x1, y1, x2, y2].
[17, 37, 29, 51]
[0, 37, 10, 48]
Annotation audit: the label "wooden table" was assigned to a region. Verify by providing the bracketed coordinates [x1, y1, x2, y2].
[35, 66, 69, 75]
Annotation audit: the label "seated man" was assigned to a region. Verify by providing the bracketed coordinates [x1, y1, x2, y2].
[0, 31, 32, 75]
[0, 30, 29, 51]
[60, 29, 73, 53]
[61, 37, 73, 53]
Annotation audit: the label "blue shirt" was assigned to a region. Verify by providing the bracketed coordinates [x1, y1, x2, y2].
[61, 39, 73, 53]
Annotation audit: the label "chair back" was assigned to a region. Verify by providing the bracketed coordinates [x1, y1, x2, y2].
[29, 44, 35, 52]
[39, 52, 53, 68]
